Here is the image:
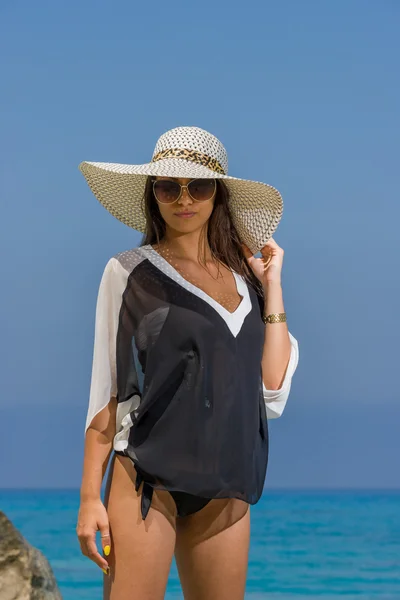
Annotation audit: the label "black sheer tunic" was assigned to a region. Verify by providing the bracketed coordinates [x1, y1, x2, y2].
[85, 244, 298, 519]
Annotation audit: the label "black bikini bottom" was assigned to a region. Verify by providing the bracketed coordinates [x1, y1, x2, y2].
[134, 465, 211, 520]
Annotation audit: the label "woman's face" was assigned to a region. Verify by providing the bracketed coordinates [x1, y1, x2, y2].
[154, 177, 216, 233]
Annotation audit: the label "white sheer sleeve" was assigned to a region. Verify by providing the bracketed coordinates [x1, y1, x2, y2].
[85, 257, 128, 433]
[262, 331, 299, 419]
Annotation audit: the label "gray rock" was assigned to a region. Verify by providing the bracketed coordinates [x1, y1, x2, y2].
[0, 512, 62, 600]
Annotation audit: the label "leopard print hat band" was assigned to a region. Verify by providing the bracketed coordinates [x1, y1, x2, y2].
[79, 126, 283, 254]
[152, 148, 226, 175]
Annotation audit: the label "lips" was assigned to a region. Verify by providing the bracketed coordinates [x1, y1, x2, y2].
[175, 212, 196, 216]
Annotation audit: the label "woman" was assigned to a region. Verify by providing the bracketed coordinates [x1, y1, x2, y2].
[76, 126, 299, 599]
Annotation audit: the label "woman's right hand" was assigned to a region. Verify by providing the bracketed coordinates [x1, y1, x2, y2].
[76, 498, 111, 574]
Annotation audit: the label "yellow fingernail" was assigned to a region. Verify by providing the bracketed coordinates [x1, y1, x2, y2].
[102, 568, 108, 575]
[104, 545, 111, 556]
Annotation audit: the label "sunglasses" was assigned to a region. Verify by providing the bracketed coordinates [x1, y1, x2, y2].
[152, 178, 217, 204]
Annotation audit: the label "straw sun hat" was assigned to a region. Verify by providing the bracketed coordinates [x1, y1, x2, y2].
[79, 126, 283, 255]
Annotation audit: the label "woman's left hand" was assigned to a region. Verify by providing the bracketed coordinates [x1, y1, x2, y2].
[241, 238, 284, 287]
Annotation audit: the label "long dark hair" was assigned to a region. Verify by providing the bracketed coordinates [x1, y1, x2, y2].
[139, 177, 264, 298]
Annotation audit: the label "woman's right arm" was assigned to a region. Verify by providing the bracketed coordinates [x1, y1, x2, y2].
[77, 399, 116, 574]
[76, 257, 128, 575]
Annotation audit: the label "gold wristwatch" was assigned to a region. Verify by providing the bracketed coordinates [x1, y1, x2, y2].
[262, 312, 287, 324]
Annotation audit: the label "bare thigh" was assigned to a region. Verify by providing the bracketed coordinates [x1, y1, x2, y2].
[103, 454, 179, 600]
[175, 498, 250, 600]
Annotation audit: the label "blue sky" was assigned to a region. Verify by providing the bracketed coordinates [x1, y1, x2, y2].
[0, 0, 399, 488]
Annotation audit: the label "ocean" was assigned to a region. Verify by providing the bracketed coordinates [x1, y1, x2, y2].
[1, 489, 399, 599]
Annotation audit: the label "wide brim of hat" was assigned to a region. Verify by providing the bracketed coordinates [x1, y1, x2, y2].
[79, 158, 284, 254]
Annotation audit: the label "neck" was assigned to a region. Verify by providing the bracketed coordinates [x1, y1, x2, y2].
[156, 229, 214, 263]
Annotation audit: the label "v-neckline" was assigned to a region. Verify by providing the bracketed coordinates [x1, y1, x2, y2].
[139, 244, 252, 337]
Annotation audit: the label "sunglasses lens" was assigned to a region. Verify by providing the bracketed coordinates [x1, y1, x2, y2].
[188, 179, 216, 201]
[153, 180, 181, 203]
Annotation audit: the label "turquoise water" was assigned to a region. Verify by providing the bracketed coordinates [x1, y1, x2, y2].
[1, 490, 399, 599]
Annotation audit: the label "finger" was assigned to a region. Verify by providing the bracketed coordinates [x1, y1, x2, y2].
[264, 237, 277, 246]
[262, 254, 273, 265]
[79, 539, 89, 557]
[240, 243, 254, 260]
[84, 533, 110, 572]
[261, 238, 281, 252]
[87, 538, 109, 571]
[100, 526, 111, 558]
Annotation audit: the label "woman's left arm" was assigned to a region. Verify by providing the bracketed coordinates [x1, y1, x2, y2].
[260, 281, 299, 418]
[261, 281, 291, 390]
[242, 238, 299, 419]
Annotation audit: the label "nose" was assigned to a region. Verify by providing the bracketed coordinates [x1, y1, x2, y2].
[178, 185, 193, 205]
